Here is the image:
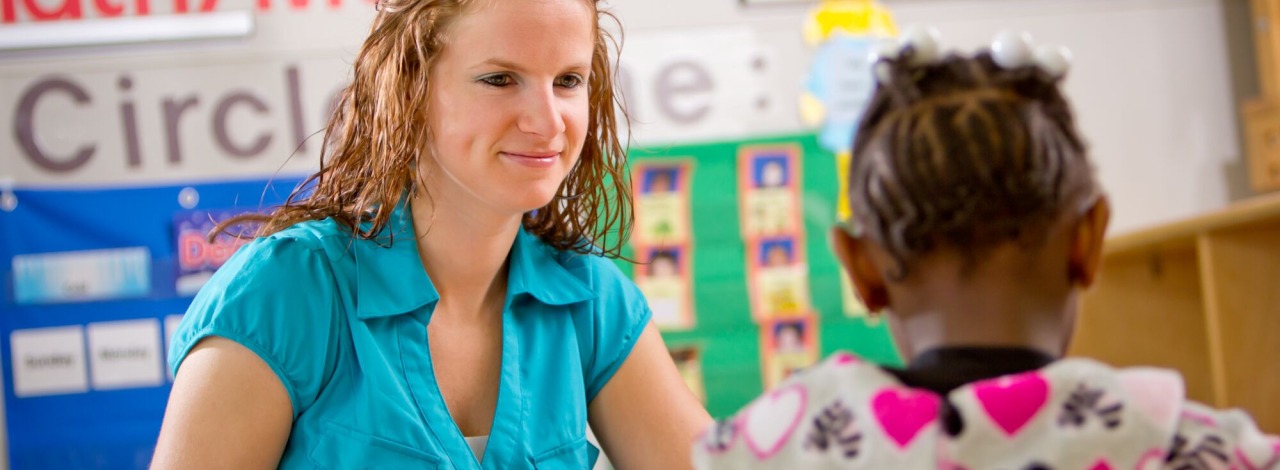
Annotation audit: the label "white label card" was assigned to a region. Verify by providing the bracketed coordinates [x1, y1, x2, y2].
[87, 318, 164, 390]
[11, 326, 89, 397]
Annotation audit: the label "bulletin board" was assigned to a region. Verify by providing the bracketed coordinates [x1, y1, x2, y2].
[0, 179, 302, 469]
[620, 132, 900, 419]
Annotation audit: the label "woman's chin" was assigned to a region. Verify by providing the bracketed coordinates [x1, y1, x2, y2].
[514, 195, 560, 216]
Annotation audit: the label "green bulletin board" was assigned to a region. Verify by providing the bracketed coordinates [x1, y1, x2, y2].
[616, 132, 902, 418]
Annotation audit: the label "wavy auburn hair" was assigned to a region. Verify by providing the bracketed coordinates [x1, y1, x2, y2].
[217, 0, 633, 257]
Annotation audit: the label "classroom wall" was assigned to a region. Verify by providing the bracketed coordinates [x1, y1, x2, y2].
[612, 0, 1246, 234]
[0, 0, 1249, 467]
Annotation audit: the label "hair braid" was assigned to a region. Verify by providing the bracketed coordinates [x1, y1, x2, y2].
[848, 50, 1096, 279]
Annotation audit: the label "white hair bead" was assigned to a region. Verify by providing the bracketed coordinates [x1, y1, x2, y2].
[901, 25, 942, 66]
[866, 27, 1072, 86]
[874, 61, 894, 85]
[868, 39, 902, 85]
[868, 39, 902, 65]
[1034, 45, 1073, 78]
[991, 30, 1034, 69]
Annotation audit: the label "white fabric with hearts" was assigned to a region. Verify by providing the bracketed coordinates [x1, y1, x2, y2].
[693, 353, 1280, 469]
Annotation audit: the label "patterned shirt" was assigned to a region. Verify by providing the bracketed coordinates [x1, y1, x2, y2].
[694, 352, 1279, 469]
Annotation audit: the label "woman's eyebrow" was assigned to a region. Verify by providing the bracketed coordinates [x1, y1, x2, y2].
[473, 58, 590, 73]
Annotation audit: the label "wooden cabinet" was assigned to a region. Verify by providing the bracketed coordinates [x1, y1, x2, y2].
[1069, 193, 1280, 432]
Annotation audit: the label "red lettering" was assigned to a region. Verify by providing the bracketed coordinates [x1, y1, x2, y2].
[23, 0, 81, 21]
[92, 0, 121, 16]
[211, 240, 237, 264]
[1, 0, 350, 22]
[179, 231, 246, 269]
[256, 0, 341, 11]
[209, 241, 227, 264]
[178, 232, 205, 269]
[171, 0, 210, 13]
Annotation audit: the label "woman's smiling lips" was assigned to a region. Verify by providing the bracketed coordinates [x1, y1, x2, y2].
[501, 151, 560, 168]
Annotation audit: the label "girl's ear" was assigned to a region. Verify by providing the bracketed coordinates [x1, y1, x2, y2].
[829, 226, 890, 312]
[1069, 196, 1111, 287]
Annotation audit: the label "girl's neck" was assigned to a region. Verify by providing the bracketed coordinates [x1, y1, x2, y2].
[886, 247, 1076, 364]
[891, 301, 1071, 364]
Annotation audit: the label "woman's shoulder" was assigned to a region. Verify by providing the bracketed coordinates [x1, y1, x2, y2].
[522, 233, 638, 300]
[218, 217, 365, 273]
[554, 250, 629, 285]
[201, 218, 357, 297]
[260, 217, 350, 254]
[174, 218, 351, 419]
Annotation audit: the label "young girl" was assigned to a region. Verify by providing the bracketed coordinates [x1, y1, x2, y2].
[151, 0, 710, 468]
[693, 28, 1279, 469]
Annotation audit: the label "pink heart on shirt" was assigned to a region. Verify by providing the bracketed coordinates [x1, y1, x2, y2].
[871, 388, 939, 449]
[1134, 448, 1168, 470]
[1088, 458, 1114, 470]
[973, 372, 1049, 437]
[741, 384, 808, 460]
[834, 352, 860, 366]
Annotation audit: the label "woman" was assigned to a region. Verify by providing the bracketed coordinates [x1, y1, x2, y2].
[151, 0, 711, 468]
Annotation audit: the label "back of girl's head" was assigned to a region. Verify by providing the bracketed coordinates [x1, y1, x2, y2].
[848, 35, 1098, 279]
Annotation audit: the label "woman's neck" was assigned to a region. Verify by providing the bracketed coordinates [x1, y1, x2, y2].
[409, 193, 521, 320]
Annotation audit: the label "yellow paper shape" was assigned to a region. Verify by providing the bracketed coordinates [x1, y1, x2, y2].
[803, 0, 898, 46]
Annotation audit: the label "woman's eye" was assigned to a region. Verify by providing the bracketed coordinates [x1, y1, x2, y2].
[480, 74, 513, 87]
[556, 74, 584, 89]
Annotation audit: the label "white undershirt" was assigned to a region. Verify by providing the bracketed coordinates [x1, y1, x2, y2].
[464, 435, 489, 461]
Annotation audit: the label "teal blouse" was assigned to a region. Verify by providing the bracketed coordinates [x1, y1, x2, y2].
[168, 203, 652, 469]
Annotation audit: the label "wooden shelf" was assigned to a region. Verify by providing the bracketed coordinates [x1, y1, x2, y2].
[1103, 192, 1280, 256]
[1069, 193, 1280, 432]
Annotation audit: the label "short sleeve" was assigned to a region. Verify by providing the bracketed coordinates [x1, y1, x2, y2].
[168, 233, 343, 419]
[575, 256, 653, 403]
[1169, 402, 1280, 469]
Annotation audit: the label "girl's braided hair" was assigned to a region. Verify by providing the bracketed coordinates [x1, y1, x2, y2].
[848, 45, 1098, 280]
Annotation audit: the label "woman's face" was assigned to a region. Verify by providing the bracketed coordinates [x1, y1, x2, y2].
[425, 0, 594, 219]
